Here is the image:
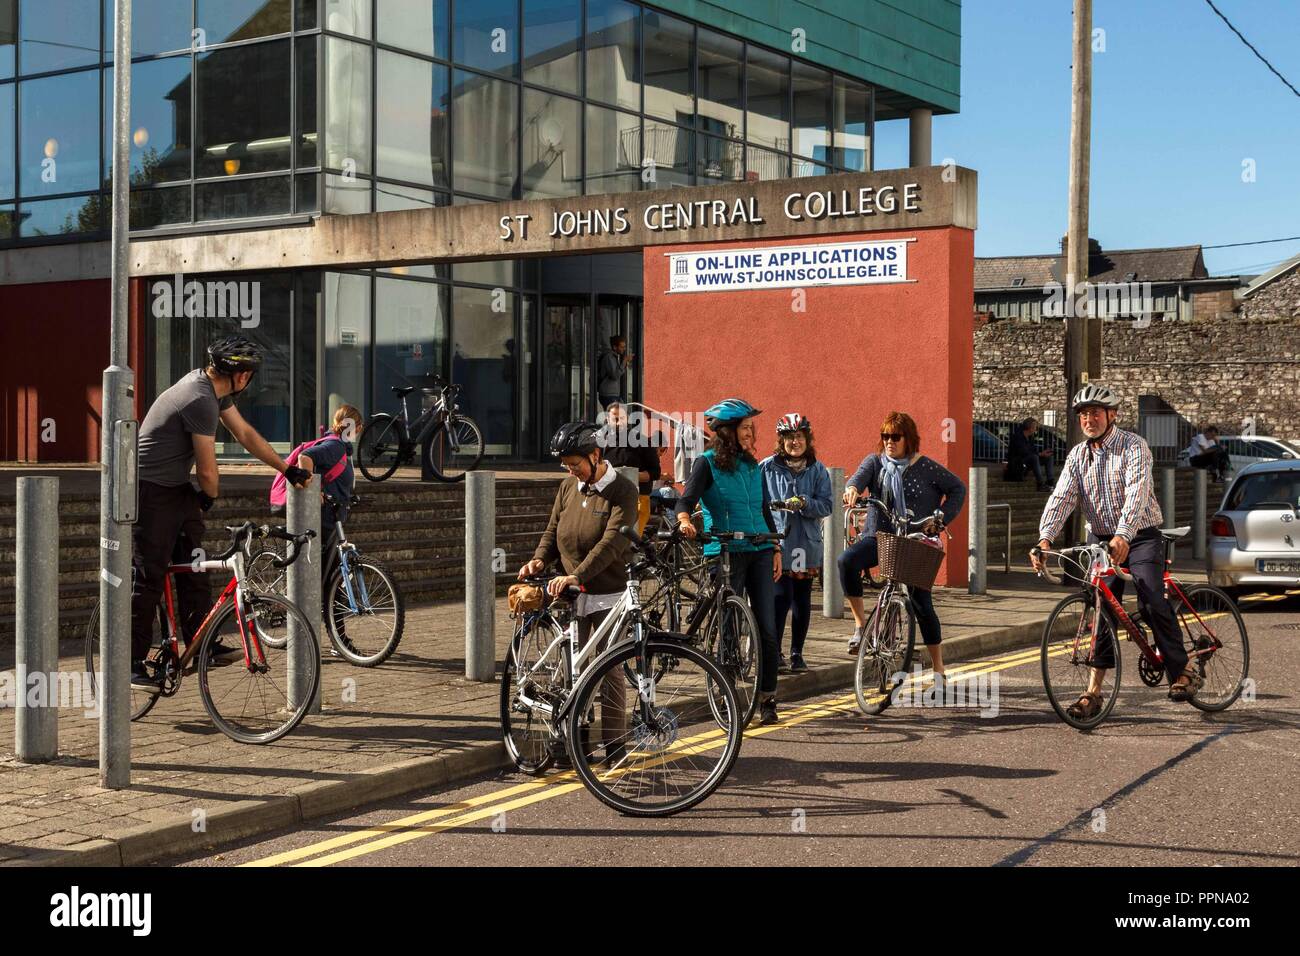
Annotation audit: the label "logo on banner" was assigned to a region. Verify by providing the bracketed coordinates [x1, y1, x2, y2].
[666, 239, 914, 294]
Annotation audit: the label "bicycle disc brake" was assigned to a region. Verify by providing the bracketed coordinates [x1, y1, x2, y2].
[631, 706, 679, 753]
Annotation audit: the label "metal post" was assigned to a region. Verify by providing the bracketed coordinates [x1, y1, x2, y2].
[1161, 467, 1177, 532]
[287, 475, 322, 714]
[822, 467, 845, 618]
[16, 477, 59, 762]
[99, 0, 134, 790]
[466, 470, 496, 681]
[1193, 468, 1207, 561]
[968, 467, 988, 595]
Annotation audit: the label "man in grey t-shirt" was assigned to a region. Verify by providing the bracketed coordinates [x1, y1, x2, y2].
[129, 335, 309, 688]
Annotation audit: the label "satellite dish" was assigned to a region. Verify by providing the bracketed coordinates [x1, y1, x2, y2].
[539, 117, 564, 150]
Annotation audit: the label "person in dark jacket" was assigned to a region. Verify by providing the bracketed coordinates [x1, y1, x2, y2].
[596, 336, 632, 409]
[839, 411, 966, 683]
[1006, 417, 1056, 490]
[600, 401, 662, 532]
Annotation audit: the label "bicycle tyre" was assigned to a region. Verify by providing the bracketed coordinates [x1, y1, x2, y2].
[703, 593, 762, 728]
[245, 546, 289, 648]
[500, 616, 570, 774]
[1180, 584, 1250, 712]
[854, 594, 915, 716]
[197, 593, 320, 744]
[1040, 593, 1122, 731]
[567, 638, 743, 817]
[325, 556, 405, 666]
[357, 413, 406, 483]
[85, 600, 163, 721]
[427, 414, 485, 482]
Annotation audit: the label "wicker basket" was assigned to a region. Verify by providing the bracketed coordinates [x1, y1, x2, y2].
[876, 532, 944, 590]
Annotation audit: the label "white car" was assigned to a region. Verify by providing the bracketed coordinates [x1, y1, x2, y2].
[1177, 435, 1299, 473]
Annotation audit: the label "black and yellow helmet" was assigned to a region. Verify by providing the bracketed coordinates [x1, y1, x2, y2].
[207, 335, 263, 375]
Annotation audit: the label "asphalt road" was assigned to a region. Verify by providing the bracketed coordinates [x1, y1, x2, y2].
[179, 592, 1299, 868]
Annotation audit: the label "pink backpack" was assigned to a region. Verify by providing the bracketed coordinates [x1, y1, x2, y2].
[270, 435, 349, 511]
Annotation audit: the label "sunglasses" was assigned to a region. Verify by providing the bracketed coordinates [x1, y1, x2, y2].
[881, 433, 904, 442]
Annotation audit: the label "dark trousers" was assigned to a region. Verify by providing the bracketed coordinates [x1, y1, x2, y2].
[577, 608, 627, 746]
[1190, 449, 1229, 476]
[727, 548, 779, 695]
[130, 482, 211, 661]
[1088, 528, 1187, 679]
[838, 535, 943, 645]
[774, 574, 815, 656]
[1007, 454, 1055, 485]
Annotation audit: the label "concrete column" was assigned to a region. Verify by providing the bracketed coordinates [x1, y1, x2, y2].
[1161, 467, 1177, 531]
[909, 107, 933, 167]
[287, 475, 322, 714]
[968, 467, 988, 595]
[1193, 468, 1207, 561]
[466, 471, 497, 681]
[822, 467, 845, 618]
[16, 477, 59, 762]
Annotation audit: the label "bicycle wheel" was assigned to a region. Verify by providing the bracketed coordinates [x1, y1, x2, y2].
[567, 638, 743, 817]
[702, 593, 762, 728]
[1179, 584, 1249, 712]
[197, 592, 320, 744]
[245, 545, 289, 649]
[357, 413, 406, 482]
[1040, 593, 1122, 730]
[500, 615, 570, 774]
[854, 594, 916, 716]
[85, 600, 163, 721]
[427, 415, 484, 481]
[325, 555, 405, 666]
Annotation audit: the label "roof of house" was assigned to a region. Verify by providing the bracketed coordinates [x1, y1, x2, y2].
[975, 244, 1215, 291]
[1240, 251, 1300, 298]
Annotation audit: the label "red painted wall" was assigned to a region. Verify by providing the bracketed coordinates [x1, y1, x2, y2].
[643, 225, 975, 587]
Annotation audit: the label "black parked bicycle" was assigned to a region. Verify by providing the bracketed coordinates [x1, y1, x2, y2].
[357, 376, 484, 482]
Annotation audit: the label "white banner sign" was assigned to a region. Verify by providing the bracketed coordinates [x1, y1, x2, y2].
[666, 238, 913, 293]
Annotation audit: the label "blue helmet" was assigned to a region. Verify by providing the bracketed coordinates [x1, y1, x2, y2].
[703, 398, 761, 425]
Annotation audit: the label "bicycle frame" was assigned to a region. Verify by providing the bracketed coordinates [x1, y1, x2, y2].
[330, 518, 374, 614]
[155, 552, 269, 674]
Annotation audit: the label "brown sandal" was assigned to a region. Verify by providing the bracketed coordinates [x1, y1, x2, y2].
[1066, 692, 1103, 720]
[1169, 670, 1204, 702]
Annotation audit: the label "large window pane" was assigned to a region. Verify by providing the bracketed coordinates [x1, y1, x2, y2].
[324, 37, 371, 174]
[324, 171, 370, 212]
[523, 0, 579, 94]
[643, 10, 691, 124]
[322, 0, 371, 38]
[834, 76, 870, 171]
[377, 51, 448, 188]
[792, 61, 830, 161]
[104, 57, 192, 187]
[375, 275, 448, 396]
[643, 119, 692, 188]
[19, 71, 99, 196]
[522, 88, 580, 199]
[19, 193, 100, 236]
[196, 39, 291, 178]
[376, 0, 449, 60]
[452, 69, 517, 198]
[129, 184, 191, 229]
[453, 260, 514, 287]
[585, 0, 638, 110]
[792, 156, 829, 178]
[297, 36, 318, 168]
[196, 0, 291, 46]
[0, 203, 15, 239]
[106, 0, 192, 59]
[453, 0, 517, 78]
[20, 0, 97, 74]
[697, 132, 742, 183]
[197, 174, 292, 220]
[746, 46, 788, 150]
[452, 285, 515, 455]
[696, 28, 741, 139]
[320, 271, 371, 419]
[0, 1, 14, 79]
[0, 83, 13, 198]
[376, 181, 445, 212]
[585, 103, 639, 195]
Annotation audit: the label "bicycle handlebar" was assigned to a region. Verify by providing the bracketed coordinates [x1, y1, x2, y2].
[1031, 543, 1133, 585]
[259, 525, 318, 569]
[853, 496, 946, 532]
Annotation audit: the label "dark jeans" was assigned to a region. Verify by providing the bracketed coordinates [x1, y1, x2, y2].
[728, 548, 779, 695]
[1007, 454, 1055, 485]
[130, 481, 212, 662]
[838, 535, 943, 645]
[1087, 528, 1187, 680]
[1190, 449, 1230, 476]
[775, 574, 815, 657]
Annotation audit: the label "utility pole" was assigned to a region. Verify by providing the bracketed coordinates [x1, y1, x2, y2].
[99, 0, 135, 789]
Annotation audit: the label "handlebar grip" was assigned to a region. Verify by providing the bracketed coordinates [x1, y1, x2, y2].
[211, 521, 255, 561]
[619, 525, 645, 548]
[270, 528, 316, 569]
[1030, 546, 1063, 585]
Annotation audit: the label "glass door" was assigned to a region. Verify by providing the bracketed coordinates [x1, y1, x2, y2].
[596, 295, 642, 408]
[542, 296, 591, 449]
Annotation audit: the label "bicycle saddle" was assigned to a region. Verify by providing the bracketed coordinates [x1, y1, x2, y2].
[1159, 526, 1191, 540]
[392, 385, 416, 396]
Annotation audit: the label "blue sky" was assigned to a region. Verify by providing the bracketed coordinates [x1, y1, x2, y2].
[875, 0, 1300, 276]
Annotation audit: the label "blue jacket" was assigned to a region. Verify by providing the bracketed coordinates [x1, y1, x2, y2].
[759, 456, 833, 571]
[698, 450, 771, 556]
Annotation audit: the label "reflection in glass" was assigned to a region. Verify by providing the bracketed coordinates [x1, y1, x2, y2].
[792, 61, 830, 161]
[321, 272, 370, 420]
[0, 204, 12, 238]
[19, 0, 97, 74]
[585, 104, 639, 196]
[835, 77, 870, 171]
[452, 70, 517, 198]
[322, 0, 371, 38]
[196, 0, 291, 46]
[104, 57, 192, 186]
[324, 37, 372, 174]
[696, 28, 741, 139]
[453, 260, 515, 287]
[197, 174, 292, 220]
[377, 51, 448, 188]
[522, 89, 580, 199]
[453, 0, 517, 78]
[297, 36, 318, 167]
[744, 144, 788, 182]
[17, 194, 100, 236]
[375, 275, 448, 399]
[376, 181, 445, 212]
[296, 172, 318, 212]
[0, 83, 13, 198]
[296, 0, 319, 31]
[105, 0, 192, 59]
[452, 284, 515, 455]
[324, 172, 370, 213]
[376, 0, 449, 60]
[0, 1, 14, 78]
[643, 10, 691, 124]
[697, 132, 742, 183]
[196, 40, 291, 178]
[19, 71, 99, 196]
[792, 157, 829, 178]
[523, 0, 580, 94]
[746, 46, 788, 150]
[129, 184, 191, 228]
[642, 119, 692, 188]
[585, 0, 638, 110]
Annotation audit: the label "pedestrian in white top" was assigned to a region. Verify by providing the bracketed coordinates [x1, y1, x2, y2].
[1186, 426, 1230, 482]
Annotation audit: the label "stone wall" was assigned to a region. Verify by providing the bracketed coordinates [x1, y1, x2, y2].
[1240, 265, 1300, 320]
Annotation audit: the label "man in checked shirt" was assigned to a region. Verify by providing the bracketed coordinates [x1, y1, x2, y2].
[1029, 383, 1201, 721]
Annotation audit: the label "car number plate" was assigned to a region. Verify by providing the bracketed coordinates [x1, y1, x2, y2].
[1257, 560, 1300, 573]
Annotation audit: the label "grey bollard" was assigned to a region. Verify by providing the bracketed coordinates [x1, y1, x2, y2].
[16, 477, 59, 762]
[822, 467, 845, 618]
[287, 474, 322, 714]
[968, 466, 988, 595]
[1193, 468, 1207, 561]
[465, 470, 496, 681]
[1161, 467, 1177, 531]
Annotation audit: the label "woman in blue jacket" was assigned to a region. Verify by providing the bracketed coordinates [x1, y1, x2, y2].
[760, 414, 832, 674]
[675, 398, 782, 725]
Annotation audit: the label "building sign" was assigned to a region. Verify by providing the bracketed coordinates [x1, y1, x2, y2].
[665, 238, 913, 293]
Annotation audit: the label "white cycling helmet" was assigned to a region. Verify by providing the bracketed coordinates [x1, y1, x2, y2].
[1071, 382, 1121, 413]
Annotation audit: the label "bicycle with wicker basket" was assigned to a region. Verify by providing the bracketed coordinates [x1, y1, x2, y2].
[852, 497, 948, 716]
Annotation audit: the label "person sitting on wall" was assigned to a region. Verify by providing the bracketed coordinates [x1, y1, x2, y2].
[1005, 417, 1057, 491]
[600, 401, 661, 533]
[1186, 425, 1230, 482]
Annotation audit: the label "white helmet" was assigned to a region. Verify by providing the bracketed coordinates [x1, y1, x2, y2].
[1071, 382, 1121, 413]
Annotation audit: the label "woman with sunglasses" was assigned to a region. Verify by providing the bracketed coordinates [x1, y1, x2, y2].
[838, 412, 966, 686]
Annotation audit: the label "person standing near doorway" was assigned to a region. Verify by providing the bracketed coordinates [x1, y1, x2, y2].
[600, 401, 661, 532]
[596, 335, 632, 410]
